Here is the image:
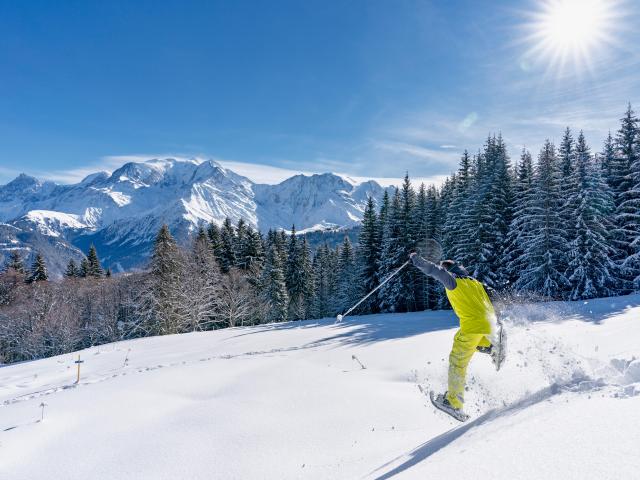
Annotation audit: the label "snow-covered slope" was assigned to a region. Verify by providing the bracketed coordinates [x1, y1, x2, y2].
[2, 295, 639, 479]
[0, 158, 385, 273]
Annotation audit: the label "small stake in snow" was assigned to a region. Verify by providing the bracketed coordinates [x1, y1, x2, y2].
[124, 348, 131, 367]
[352, 354, 366, 370]
[39, 402, 47, 422]
[74, 355, 84, 384]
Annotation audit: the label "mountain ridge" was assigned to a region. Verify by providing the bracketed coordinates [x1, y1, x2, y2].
[0, 158, 385, 275]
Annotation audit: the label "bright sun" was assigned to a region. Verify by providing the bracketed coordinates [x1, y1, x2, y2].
[523, 0, 622, 75]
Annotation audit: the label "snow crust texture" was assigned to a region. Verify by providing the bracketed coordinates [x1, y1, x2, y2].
[1, 295, 639, 479]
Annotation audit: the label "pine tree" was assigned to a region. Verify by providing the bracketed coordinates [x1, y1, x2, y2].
[454, 140, 498, 286]
[559, 127, 575, 187]
[558, 128, 578, 284]
[207, 222, 223, 259]
[192, 226, 214, 275]
[29, 253, 48, 283]
[357, 196, 380, 313]
[105, 267, 112, 278]
[85, 245, 104, 278]
[612, 104, 640, 290]
[565, 132, 617, 299]
[284, 227, 315, 320]
[147, 225, 184, 334]
[504, 149, 535, 288]
[5, 251, 25, 274]
[377, 189, 390, 247]
[485, 135, 513, 287]
[378, 185, 415, 312]
[152, 225, 181, 277]
[244, 228, 265, 271]
[513, 141, 569, 298]
[298, 237, 315, 318]
[424, 184, 444, 309]
[336, 236, 357, 313]
[218, 218, 237, 273]
[311, 243, 337, 318]
[443, 151, 472, 262]
[600, 132, 616, 188]
[261, 245, 289, 323]
[185, 225, 220, 331]
[234, 219, 249, 269]
[64, 259, 80, 278]
[79, 258, 89, 278]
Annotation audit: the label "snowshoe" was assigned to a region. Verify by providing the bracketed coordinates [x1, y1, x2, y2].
[491, 321, 507, 372]
[429, 391, 469, 422]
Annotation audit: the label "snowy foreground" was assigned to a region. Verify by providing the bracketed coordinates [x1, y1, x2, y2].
[2, 296, 640, 479]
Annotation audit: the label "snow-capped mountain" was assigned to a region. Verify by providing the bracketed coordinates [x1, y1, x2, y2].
[0, 158, 385, 274]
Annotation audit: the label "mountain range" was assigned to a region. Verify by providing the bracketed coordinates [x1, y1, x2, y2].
[0, 158, 384, 275]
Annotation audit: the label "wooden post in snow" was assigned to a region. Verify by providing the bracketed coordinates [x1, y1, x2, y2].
[74, 355, 84, 384]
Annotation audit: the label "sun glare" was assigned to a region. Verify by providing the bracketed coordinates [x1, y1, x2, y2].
[523, 0, 623, 76]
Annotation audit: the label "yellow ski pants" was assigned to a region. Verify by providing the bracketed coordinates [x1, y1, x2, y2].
[445, 330, 492, 409]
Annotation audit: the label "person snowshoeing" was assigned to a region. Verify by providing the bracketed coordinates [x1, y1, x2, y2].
[410, 252, 505, 419]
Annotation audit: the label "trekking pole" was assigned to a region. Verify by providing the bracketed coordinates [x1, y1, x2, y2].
[336, 260, 410, 323]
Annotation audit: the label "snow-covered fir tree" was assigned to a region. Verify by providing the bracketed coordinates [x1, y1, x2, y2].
[357, 196, 380, 314]
[612, 104, 640, 290]
[29, 253, 48, 283]
[207, 222, 223, 260]
[85, 245, 104, 278]
[79, 258, 90, 278]
[564, 132, 617, 299]
[513, 141, 569, 297]
[504, 149, 535, 288]
[64, 259, 80, 278]
[311, 243, 338, 318]
[261, 244, 289, 323]
[336, 236, 357, 314]
[218, 218, 237, 273]
[443, 151, 472, 266]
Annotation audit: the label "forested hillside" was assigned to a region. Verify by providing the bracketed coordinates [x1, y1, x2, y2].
[1, 105, 638, 364]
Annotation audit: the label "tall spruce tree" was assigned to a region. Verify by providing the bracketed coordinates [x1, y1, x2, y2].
[504, 149, 535, 288]
[148, 225, 184, 334]
[443, 152, 472, 265]
[207, 222, 223, 260]
[85, 245, 104, 278]
[565, 132, 617, 299]
[218, 218, 237, 273]
[357, 196, 380, 313]
[600, 132, 616, 188]
[261, 245, 289, 323]
[79, 258, 89, 278]
[244, 228, 265, 271]
[336, 236, 357, 313]
[234, 219, 249, 269]
[485, 135, 513, 287]
[298, 237, 315, 319]
[378, 182, 417, 313]
[64, 259, 80, 278]
[513, 141, 569, 298]
[311, 243, 337, 318]
[29, 253, 48, 283]
[612, 104, 640, 290]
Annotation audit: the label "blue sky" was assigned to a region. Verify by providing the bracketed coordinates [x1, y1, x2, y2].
[1, 0, 639, 185]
